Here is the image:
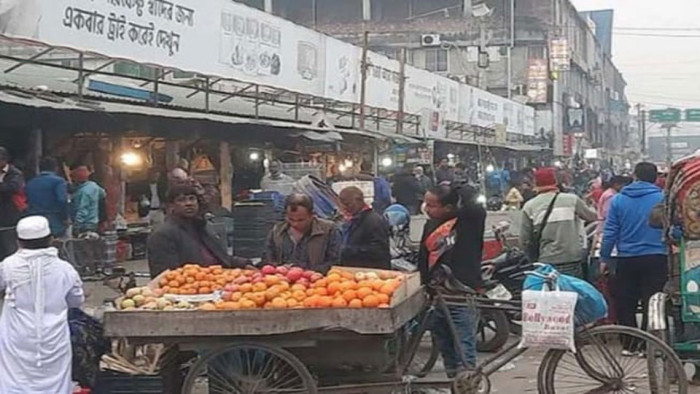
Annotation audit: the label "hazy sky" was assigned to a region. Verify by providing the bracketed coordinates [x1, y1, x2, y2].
[571, 0, 700, 111]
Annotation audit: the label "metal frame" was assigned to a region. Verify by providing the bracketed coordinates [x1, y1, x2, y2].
[0, 36, 546, 149]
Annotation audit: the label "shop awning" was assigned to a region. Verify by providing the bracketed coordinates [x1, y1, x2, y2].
[0, 88, 380, 140]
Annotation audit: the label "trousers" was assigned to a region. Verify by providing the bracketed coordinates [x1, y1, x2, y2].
[431, 304, 479, 374]
[614, 255, 667, 339]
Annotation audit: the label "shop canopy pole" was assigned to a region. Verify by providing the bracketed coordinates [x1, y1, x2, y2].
[359, 29, 369, 130]
[220, 142, 232, 210]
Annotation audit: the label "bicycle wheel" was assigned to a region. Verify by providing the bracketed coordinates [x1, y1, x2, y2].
[538, 325, 688, 394]
[406, 330, 440, 377]
[181, 342, 317, 394]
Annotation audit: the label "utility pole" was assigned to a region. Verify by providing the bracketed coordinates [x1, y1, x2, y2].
[666, 124, 673, 170]
[640, 109, 647, 155]
[506, 0, 514, 99]
[359, 29, 369, 130]
[396, 47, 406, 134]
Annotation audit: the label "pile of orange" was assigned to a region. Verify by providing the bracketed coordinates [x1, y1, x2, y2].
[214, 268, 402, 310]
[156, 265, 404, 310]
[157, 264, 237, 295]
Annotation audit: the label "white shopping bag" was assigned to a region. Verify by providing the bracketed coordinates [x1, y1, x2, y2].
[518, 288, 578, 352]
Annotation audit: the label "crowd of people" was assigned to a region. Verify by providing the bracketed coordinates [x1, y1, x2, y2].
[0, 143, 677, 391]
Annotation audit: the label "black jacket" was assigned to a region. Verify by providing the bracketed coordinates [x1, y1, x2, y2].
[418, 198, 486, 290]
[340, 209, 391, 270]
[147, 216, 247, 278]
[393, 173, 422, 207]
[0, 165, 24, 227]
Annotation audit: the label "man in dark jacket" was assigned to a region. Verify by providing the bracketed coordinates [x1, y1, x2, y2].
[338, 186, 390, 269]
[26, 157, 69, 237]
[264, 194, 341, 273]
[392, 165, 423, 214]
[0, 147, 25, 260]
[147, 184, 248, 278]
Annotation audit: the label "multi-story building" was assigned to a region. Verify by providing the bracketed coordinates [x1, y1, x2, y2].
[258, 0, 629, 160]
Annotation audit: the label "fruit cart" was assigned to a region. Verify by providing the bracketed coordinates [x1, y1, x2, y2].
[102, 266, 446, 393]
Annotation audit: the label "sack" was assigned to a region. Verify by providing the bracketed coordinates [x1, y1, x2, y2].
[527, 193, 559, 262]
[519, 287, 577, 352]
[524, 264, 608, 326]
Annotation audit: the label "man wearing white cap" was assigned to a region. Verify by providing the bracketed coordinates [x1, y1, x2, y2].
[0, 216, 84, 393]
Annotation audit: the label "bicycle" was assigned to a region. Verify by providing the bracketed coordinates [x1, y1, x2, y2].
[398, 266, 688, 393]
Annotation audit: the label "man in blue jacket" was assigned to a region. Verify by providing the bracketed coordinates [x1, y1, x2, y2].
[26, 157, 69, 237]
[601, 162, 666, 352]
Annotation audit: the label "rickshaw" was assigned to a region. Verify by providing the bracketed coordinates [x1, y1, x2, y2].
[648, 152, 700, 378]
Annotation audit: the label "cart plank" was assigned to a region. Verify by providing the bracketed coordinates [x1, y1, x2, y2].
[104, 287, 426, 338]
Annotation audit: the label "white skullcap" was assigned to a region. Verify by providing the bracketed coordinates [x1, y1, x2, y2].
[16, 216, 51, 241]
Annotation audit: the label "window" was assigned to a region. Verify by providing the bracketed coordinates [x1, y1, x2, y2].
[425, 48, 448, 72]
[114, 62, 157, 80]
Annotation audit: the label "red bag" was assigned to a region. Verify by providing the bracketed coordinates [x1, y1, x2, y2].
[12, 188, 27, 212]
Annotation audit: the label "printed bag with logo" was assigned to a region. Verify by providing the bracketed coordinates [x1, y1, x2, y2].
[518, 287, 578, 352]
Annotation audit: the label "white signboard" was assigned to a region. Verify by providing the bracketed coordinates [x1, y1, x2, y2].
[466, 87, 504, 129]
[1, 0, 326, 96]
[324, 38, 360, 103]
[404, 67, 459, 138]
[524, 106, 536, 136]
[363, 52, 400, 112]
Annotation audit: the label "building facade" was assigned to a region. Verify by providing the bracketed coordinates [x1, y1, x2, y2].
[259, 0, 630, 161]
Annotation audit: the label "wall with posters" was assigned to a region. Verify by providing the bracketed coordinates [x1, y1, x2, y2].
[0, 0, 535, 136]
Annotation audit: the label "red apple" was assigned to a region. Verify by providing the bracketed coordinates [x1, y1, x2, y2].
[287, 267, 304, 282]
[296, 278, 310, 287]
[261, 265, 277, 275]
[302, 270, 315, 279]
[310, 273, 324, 283]
[276, 266, 289, 275]
[233, 276, 250, 285]
[224, 284, 239, 292]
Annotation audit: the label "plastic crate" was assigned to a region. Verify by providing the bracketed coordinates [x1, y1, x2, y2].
[94, 372, 164, 394]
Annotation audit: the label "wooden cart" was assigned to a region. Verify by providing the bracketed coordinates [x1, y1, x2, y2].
[103, 270, 448, 393]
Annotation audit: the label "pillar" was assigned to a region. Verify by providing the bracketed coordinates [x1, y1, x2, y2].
[165, 140, 180, 171]
[219, 141, 233, 210]
[264, 0, 273, 13]
[362, 0, 371, 21]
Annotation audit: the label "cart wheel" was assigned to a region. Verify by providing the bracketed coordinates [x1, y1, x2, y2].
[181, 342, 317, 394]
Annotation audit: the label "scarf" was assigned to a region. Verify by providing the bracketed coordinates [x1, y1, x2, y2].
[3, 247, 59, 367]
[424, 218, 457, 268]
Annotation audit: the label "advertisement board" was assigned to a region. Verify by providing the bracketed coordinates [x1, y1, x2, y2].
[324, 38, 360, 103]
[0, 0, 326, 96]
[403, 67, 459, 139]
[466, 87, 504, 129]
[363, 52, 400, 112]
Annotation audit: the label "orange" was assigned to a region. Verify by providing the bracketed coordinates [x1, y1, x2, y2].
[327, 282, 342, 295]
[265, 287, 281, 301]
[195, 272, 206, 281]
[241, 299, 256, 309]
[332, 297, 348, 308]
[168, 280, 180, 288]
[252, 282, 268, 292]
[215, 277, 227, 286]
[348, 299, 363, 308]
[239, 283, 253, 293]
[317, 296, 333, 308]
[250, 292, 267, 307]
[174, 275, 186, 285]
[339, 281, 357, 292]
[306, 288, 316, 296]
[342, 290, 358, 302]
[313, 279, 328, 288]
[292, 290, 307, 301]
[271, 297, 288, 309]
[357, 280, 373, 289]
[265, 275, 281, 286]
[341, 271, 355, 281]
[371, 280, 385, 291]
[287, 298, 300, 308]
[379, 284, 396, 296]
[198, 302, 217, 311]
[326, 273, 342, 283]
[186, 276, 195, 284]
[303, 295, 319, 308]
[230, 292, 243, 302]
[356, 287, 373, 299]
[314, 287, 329, 296]
[199, 287, 212, 294]
[362, 294, 380, 308]
[159, 278, 169, 286]
[168, 288, 180, 294]
[278, 281, 290, 291]
[291, 284, 307, 292]
[377, 293, 390, 305]
[212, 267, 224, 275]
[212, 284, 223, 291]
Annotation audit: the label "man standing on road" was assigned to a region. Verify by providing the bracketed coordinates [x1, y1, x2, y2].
[520, 167, 597, 277]
[260, 160, 295, 195]
[0, 146, 25, 260]
[338, 186, 390, 270]
[26, 157, 69, 237]
[601, 162, 666, 350]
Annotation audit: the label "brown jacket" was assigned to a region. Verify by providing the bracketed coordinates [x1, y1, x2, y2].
[264, 217, 341, 273]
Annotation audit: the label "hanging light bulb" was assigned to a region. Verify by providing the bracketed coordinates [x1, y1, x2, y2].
[381, 157, 393, 167]
[486, 164, 495, 173]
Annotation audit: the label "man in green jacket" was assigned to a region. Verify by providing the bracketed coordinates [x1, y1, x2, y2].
[520, 167, 597, 277]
